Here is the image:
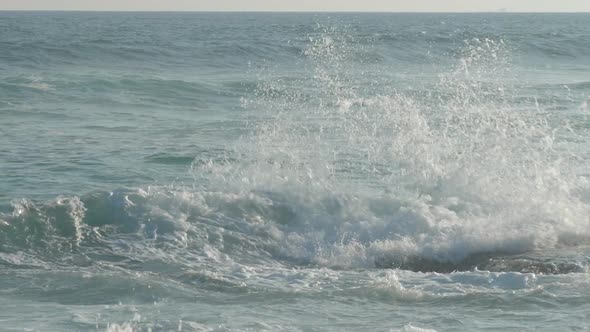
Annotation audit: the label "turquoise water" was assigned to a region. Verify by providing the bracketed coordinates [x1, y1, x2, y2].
[1, 12, 590, 331]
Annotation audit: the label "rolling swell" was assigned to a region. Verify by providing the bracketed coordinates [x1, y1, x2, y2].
[3, 13, 590, 71]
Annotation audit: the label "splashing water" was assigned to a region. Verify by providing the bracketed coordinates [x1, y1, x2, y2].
[194, 28, 590, 270]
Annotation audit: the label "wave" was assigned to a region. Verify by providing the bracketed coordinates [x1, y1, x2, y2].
[0, 74, 241, 111]
[1, 183, 589, 275]
[3, 20, 590, 277]
[193, 28, 590, 272]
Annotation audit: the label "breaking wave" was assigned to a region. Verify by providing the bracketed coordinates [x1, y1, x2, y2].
[2, 27, 590, 276]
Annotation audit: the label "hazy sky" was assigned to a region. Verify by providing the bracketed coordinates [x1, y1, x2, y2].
[2, 0, 590, 12]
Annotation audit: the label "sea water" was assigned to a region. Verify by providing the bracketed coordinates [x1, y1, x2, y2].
[1, 12, 590, 331]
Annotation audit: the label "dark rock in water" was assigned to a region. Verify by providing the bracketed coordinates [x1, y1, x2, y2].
[375, 249, 589, 274]
[477, 255, 586, 274]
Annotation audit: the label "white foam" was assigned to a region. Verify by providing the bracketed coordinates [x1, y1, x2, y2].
[187, 30, 590, 269]
[398, 324, 438, 332]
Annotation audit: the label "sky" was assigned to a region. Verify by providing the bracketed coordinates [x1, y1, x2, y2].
[1, 0, 590, 12]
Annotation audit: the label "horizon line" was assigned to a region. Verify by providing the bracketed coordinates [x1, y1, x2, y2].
[1, 9, 590, 14]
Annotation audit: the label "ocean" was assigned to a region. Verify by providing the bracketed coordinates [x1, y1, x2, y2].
[1, 11, 590, 331]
